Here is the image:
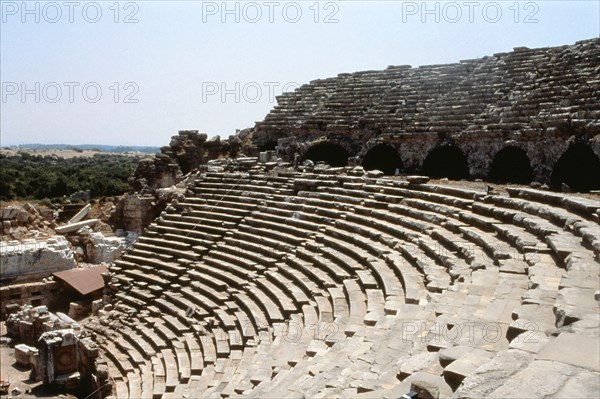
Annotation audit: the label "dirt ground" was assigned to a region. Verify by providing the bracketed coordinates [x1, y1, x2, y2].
[0, 322, 78, 399]
[0, 323, 41, 398]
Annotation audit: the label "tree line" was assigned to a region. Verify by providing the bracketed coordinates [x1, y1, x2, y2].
[0, 153, 142, 201]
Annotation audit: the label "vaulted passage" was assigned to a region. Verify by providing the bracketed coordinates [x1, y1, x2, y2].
[362, 144, 403, 175]
[551, 144, 600, 192]
[260, 140, 278, 151]
[489, 147, 533, 184]
[422, 146, 469, 180]
[304, 143, 349, 167]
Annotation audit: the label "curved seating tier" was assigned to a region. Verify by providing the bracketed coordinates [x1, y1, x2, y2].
[88, 171, 600, 398]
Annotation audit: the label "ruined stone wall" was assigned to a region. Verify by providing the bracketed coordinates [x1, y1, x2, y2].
[1, 202, 56, 240]
[0, 280, 61, 319]
[125, 39, 599, 194]
[251, 38, 600, 183]
[110, 130, 241, 233]
[0, 237, 76, 283]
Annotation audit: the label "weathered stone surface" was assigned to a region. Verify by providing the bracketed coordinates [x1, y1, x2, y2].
[67, 204, 91, 224]
[407, 176, 430, 184]
[485, 360, 577, 398]
[452, 350, 533, 398]
[0, 236, 76, 281]
[55, 219, 98, 234]
[128, 152, 182, 192]
[1, 202, 56, 240]
[439, 345, 473, 367]
[407, 372, 453, 399]
[554, 287, 599, 327]
[565, 313, 600, 338]
[508, 330, 549, 354]
[443, 349, 494, 389]
[537, 332, 600, 372]
[2, 207, 19, 220]
[84, 231, 125, 264]
[73, 153, 599, 397]
[398, 352, 442, 379]
[552, 367, 600, 399]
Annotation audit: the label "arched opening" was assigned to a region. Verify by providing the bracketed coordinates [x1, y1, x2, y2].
[422, 146, 469, 180]
[304, 143, 349, 167]
[551, 144, 600, 192]
[260, 140, 278, 151]
[489, 147, 533, 184]
[362, 144, 403, 175]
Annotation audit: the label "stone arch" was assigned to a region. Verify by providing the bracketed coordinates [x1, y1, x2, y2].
[422, 145, 469, 180]
[362, 144, 403, 175]
[550, 143, 600, 192]
[489, 146, 533, 184]
[259, 140, 278, 151]
[303, 142, 349, 167]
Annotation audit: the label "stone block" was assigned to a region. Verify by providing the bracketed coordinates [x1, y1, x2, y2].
[537, 332, 600, 372]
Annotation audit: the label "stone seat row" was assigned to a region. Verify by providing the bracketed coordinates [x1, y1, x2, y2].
[330, 182, 576, 266]
[264, 193, 451, 298]
[180, 196, 259, 215]
[106, 268, 266, 375]
[200, 174, 296, 189]
[214, 222, 391, 334]
[292, 179, 592, 328]
[98, 169, 599, 397]
[247, 205, 404, 309]
[256, 197, 433, 314]
[132, 175, 584, 316]
[290, 190, 481, 284]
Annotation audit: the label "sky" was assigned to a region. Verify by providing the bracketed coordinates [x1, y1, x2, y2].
[1, 0, 598, 146]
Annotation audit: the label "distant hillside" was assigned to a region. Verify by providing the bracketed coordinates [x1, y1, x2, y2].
[9, 144, 160, 154]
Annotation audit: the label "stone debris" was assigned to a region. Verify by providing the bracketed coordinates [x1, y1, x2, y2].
[55, 219, 98, 234]
[6, 304, 79, 345]
[67, 203, 91, 224]
[14, 343, 38, 367]
[4, 304, 108, 393]
[77, 226, 125, 264]
[408, 372, 453, 399]
[407, 176, 430, 184]
[0, 203, 56, 240]
[0, 236, 76, 282]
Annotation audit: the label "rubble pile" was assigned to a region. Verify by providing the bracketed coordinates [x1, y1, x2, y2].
[0, 203, 56, 240]
[66, 226, 126, 264]
[6, 304, 79, 345]
[4, 304, 109, 395]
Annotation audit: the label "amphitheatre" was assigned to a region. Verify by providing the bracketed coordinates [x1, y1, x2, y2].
[1, 38, 599, 398]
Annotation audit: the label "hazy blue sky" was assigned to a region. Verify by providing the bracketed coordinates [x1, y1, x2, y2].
[1, 0, 598, 146]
